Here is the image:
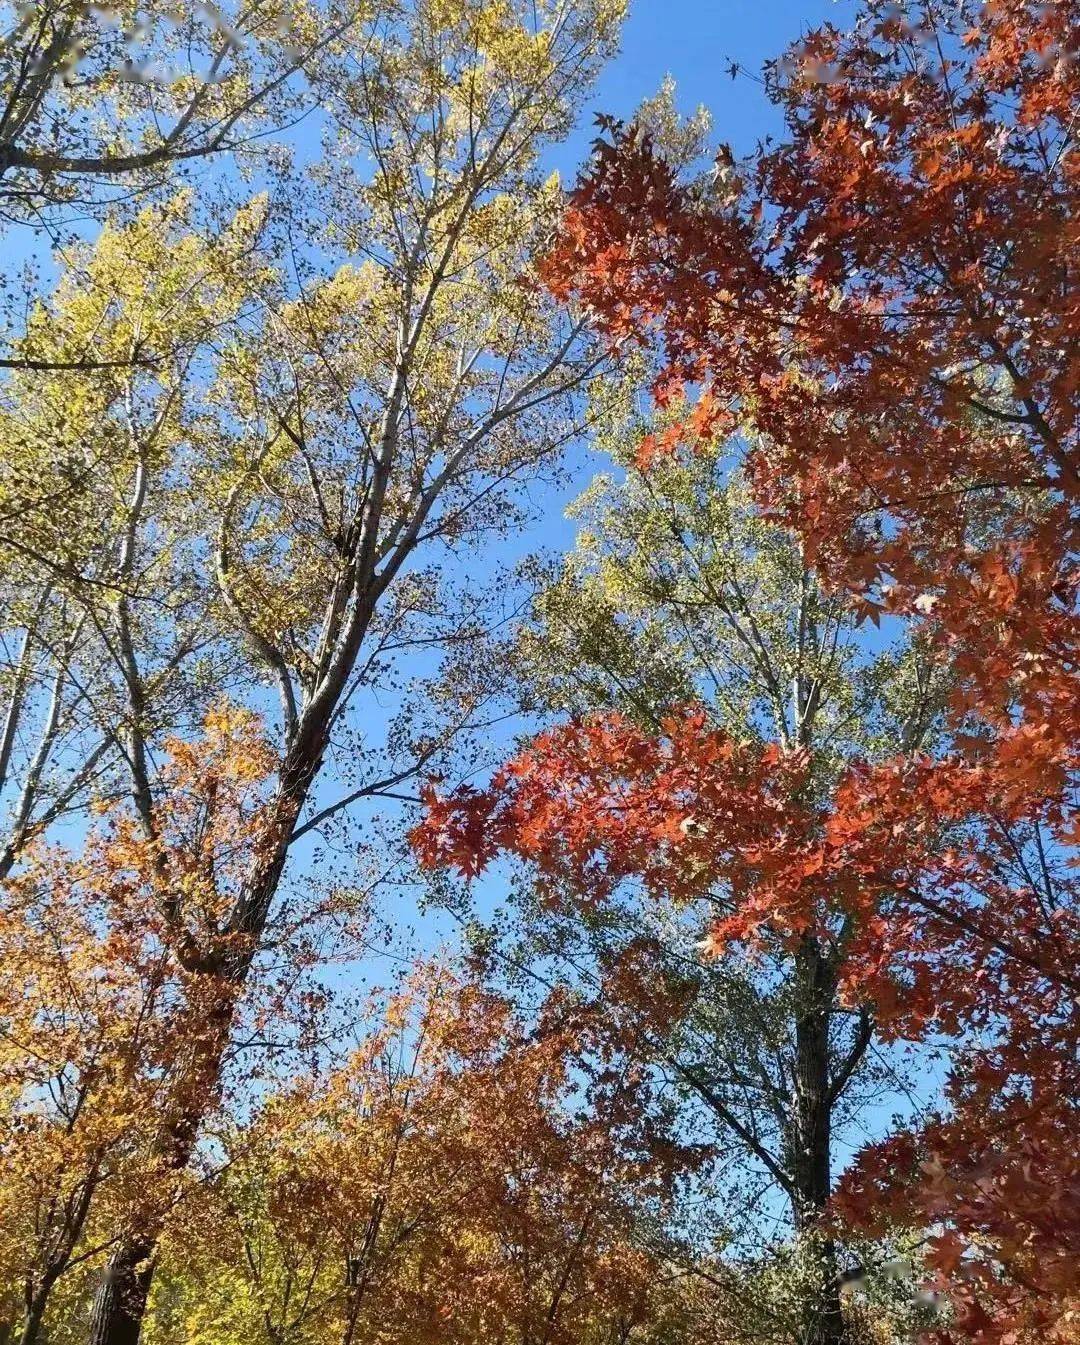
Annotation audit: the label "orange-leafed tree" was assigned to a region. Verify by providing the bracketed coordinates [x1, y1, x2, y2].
[152, 968, 684, 1345]
[414, 705, 1079, 1342]
[0, 706, 294, 1344]
[491, 2, 1079, 1339]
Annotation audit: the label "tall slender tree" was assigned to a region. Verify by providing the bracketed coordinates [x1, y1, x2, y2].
[0, 705, 280, 1344]
[417, 426, 948, 1345]
[0, 2, 625, 1339]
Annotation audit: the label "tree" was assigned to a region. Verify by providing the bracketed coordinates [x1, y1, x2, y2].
[149, 968, 680, 1345]
[416, 426, 948, 1345]
[0, 0, 351, 224]
[521, 3, 1078, 1337]
[0, 2, 624, 1339]
[0, 706, 283, 1344]
[416, 702, 1080, 1344]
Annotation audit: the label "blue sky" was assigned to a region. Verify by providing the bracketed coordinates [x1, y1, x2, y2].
[574, 0, 854, 156]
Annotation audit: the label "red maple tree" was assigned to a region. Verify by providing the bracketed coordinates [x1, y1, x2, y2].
[413, 707, 1079, 1339]
[543, 0, 1077, 783]
[416, 3, 1080, 1339]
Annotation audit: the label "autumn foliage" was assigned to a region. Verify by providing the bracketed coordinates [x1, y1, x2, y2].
[154, 970, 681, 1345]
[0, 706, 281, 1334]
[413, 705, 1080, 1338]
[416, 1, 1080, 1340]
[1, 0, 1078, 1342]
[542, 0, 1078, 777]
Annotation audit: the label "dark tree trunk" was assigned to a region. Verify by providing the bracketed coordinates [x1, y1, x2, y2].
[86, 1239, 155, 1345]
[789, 938, 847, 1345]
[84, 759, 318, 1345]
[798, 1236, 846, 1345]
[17, 1301, 46, 1345]
[83, 983, 240, 1345]
[17, 1194, 98, 1345]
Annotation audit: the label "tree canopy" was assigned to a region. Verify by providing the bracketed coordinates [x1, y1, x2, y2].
[1, 2, 1076, 1344]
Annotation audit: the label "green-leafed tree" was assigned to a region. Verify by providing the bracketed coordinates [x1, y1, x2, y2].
[458, 414, 950, 1345]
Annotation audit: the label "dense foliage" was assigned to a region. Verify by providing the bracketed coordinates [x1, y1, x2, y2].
[417, 2, 1079, 1342]
[0, 2, 1075, 1344]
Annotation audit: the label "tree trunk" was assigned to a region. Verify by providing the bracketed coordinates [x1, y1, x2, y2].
[86, 1239, 155, 1345]
[84, 986, 238, 1345]
[789, 939, 847, 1345]
[17, 1242, 81, 1345]
[17, 1301, 45, 1345]
[798, 1236, 846, 1345]
[84, 764, 316, 1344]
